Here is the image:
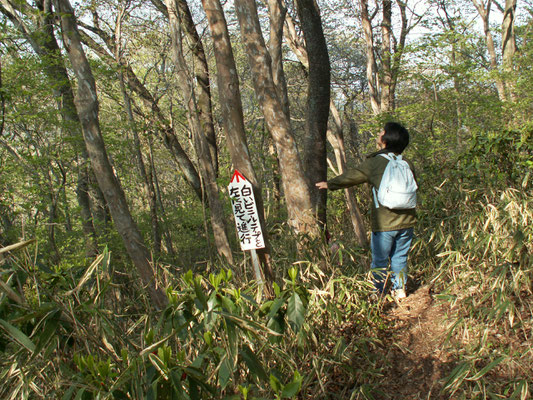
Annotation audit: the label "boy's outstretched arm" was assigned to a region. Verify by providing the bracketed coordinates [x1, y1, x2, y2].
[316, 181, 328, 190]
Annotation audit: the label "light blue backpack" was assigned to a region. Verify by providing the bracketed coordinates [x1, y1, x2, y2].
[372, 153, 417, 209]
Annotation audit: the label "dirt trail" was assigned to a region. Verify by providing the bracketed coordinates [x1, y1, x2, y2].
[375, 286, 455, 400]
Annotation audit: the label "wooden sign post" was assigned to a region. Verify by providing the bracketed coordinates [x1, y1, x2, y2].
[228, 170, 265, 285]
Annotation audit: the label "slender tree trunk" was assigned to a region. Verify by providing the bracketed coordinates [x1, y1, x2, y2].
[76, 24, 204, 201]
[234, 0, 317, 235]
[201, 0, 275, 284]
[380, 0, 392, 112]
[360, 0, 381, 114]
[54, 0, 167, 309]
[175, 0, 218, 175]
[328, 102, 368, 247]
[501, 0, 517, 100]
[268, 0, 290, 120]
[118, 72, 162, 258]
[472, 0, 506, 101]
[149, 136, 176, 257]
[165, 0, 234, 264]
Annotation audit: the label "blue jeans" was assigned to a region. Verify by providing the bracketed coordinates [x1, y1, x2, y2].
[371, 228, 414, 293]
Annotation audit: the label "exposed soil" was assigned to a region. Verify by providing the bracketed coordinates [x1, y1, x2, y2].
[374, 286, 456, 400]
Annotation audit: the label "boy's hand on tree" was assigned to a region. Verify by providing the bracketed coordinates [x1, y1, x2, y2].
[316, 182, 328, 190]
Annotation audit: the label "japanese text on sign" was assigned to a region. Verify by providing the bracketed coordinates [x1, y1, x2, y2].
[228, 170, 265, 251]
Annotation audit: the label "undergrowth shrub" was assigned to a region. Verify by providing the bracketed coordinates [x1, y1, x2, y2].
[414, 127, 532, 399]
[0, 238, 388, 399]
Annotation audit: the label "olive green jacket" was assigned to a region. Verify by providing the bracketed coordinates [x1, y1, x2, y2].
[327, 149, 417, 232]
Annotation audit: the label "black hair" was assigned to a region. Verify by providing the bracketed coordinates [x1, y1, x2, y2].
[382, 122, 409, 154]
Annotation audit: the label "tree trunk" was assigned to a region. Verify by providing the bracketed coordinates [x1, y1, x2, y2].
[501, 0, 517, 100]
[268, 0, 290, 120]
[54, 0, 167, 309]
[295, 0, 330, 229]
[165, 0, 234, 264]
[359, 0, 381, 114]
[282, 9, 368, 246]
[175, 0, 218, 175]
[149, 136, 176, 257]
[201, 0, 275, 285]
[380, 0, 392, 113]
[472, 0, 506, 101]
[234, 0, 317, 235]
[328, 102, 368, 247]
[118, 72, 162, 258]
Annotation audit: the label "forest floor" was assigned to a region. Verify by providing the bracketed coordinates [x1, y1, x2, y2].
[373, 285, 456, 400]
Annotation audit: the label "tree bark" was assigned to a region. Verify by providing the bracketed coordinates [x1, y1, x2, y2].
[380, 0, 393, 112]
[234, 0, 317, 235]
[54, 0, 167, 309]
[268, 0, 290, 120]
[201, 0, 275, 284]
[295, 0, 330, 229]
[165, 0, 234, 264]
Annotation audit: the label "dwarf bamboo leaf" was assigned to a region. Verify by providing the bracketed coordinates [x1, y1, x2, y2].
[240, 344, 268, 382]
[0, 318, 35, 352]
[468, 356, 506, 381]
[31, 308, 61, 360]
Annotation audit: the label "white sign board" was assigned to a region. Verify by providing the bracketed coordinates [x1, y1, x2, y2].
[228, 170, 265, 251]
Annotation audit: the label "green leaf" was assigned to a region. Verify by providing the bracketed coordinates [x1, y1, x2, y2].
[218, 355, 233, 389]
[240, 345, 268, 382]
[287, 293, 305, 332]
[0, 318, 35, 352]
[281, 381, 301, 398]
[31, 308, 61, 360]
[269, 374, 282, 393]
[468, 356, 505, 381]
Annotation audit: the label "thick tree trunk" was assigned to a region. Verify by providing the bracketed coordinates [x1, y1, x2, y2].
[282, 9, 368, 246]
[296, 0, 330, 229]
[201, 0, 275, 284]
[234, 0, 317, 235]
[165, 0, 234, 264]
[54, 0, 167, 309]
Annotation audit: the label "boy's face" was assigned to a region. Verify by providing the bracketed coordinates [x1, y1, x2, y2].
[377, 129, 386, 149]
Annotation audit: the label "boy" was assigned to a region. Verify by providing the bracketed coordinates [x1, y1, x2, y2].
[316, 122, 416, 299]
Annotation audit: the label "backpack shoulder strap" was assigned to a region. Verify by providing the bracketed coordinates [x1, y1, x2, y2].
[378, 152, 401, 161]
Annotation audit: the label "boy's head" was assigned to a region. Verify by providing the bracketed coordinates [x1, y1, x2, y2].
[380, 122, 409, 154]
